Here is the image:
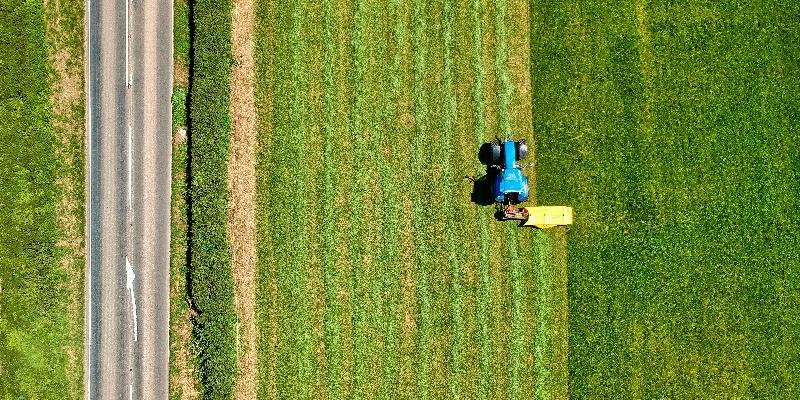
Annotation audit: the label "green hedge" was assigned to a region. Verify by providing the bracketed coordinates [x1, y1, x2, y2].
[187, 0, 236, 397]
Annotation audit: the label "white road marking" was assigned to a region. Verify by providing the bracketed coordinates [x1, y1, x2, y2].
[85, 0, 92, 396]
[127, 124, 132, 210]
[125, 0, 130, 87]
[126, 257, 138, 341]
[129, 384, 133, 400]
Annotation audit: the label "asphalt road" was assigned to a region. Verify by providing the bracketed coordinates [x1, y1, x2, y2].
[85, 0, 172, 397]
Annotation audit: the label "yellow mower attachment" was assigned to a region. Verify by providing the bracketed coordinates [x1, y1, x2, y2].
[522, 206, 573, 228]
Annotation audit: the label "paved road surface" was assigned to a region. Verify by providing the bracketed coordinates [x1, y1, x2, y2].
[85, 0, 172, 397]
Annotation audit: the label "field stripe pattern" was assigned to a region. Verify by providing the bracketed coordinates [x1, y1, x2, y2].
[254, 0, 561, 398]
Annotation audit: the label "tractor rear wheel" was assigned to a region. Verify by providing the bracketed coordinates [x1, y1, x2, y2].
[479, 140, 502, 166]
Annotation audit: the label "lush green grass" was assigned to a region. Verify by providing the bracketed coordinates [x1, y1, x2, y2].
[0, 0, 74, 397]
[531, 0, 800, 397]
[187, 0, 237, 396]
[254, 0, 556, 398]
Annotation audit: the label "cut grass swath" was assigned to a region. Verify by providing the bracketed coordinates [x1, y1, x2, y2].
[469, 0, 492, 398]
[440, 0, 464, 397]
[410, 0, 433, 397]
[492, 0, 526, 397]
[320, 0, 345, 397]
[376, 1, 404, 397]
[347, 0, 373, 396]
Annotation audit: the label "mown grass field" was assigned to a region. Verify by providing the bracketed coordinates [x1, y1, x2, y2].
[0, 0, 84, 397]
[531, 0, 800, 397]
[253, 0, 567, 398]
[175, 0, 800, 397]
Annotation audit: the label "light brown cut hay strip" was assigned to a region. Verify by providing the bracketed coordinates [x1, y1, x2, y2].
[228, 0, 258, 396]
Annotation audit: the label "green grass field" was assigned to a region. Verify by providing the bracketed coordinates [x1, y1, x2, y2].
[172, 0, 800, 397]
[531, 0, 800, 397]
[253, 0, 568, 398]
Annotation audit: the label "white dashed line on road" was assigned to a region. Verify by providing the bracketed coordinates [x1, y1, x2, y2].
[125, 257, 138, 341]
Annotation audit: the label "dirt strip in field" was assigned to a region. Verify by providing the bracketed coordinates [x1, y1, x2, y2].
[228, 0, 258, 396]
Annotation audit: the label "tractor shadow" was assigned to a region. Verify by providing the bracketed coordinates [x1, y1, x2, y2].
[468, 174, 496, 206]
[468, 142, 502, 207]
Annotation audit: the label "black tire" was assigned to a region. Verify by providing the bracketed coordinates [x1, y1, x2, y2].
[516, 140, 528, 161]
[490, 140, 502, 163]
[479, 140, 502, 166]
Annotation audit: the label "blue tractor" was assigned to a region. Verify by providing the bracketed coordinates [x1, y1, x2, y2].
[480, 138, 530, 220]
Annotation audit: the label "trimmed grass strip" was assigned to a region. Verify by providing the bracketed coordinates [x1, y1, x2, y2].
[469, 1, 491, 398]
[376, 2, 403, 397]
[410, 0, 432, 397]
[440, 0, 464, 397]
[320, 0, 346, 397]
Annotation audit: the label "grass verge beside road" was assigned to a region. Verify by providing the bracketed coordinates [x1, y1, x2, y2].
[0, 0, 84, 397]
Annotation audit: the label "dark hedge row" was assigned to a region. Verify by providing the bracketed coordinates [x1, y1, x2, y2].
[187, 0, 237, 397]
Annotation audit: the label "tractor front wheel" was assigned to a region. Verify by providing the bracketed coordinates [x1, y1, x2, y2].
[516, 140, 528, 161]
